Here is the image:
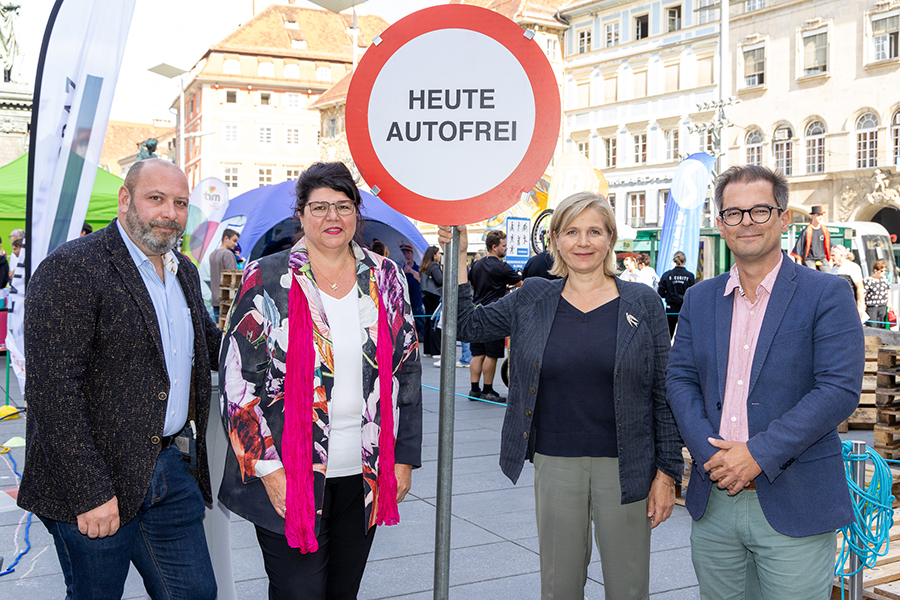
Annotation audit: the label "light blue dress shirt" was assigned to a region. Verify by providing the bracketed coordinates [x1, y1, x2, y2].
[117, 221, 194, 436]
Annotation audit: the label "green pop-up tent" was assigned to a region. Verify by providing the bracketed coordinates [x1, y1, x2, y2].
[0, 152, 125, 243]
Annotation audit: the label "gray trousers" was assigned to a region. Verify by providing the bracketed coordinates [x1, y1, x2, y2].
[534, 453, 651, 600]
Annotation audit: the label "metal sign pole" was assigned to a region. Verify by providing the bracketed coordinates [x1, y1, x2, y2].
[849, 440, 866, 600]
[433, 226, 459, 600]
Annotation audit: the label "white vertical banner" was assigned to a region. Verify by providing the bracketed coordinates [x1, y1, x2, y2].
[26, 0, 137, 280]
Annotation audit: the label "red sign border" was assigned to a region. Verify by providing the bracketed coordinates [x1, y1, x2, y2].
[346, 4, 561, 225]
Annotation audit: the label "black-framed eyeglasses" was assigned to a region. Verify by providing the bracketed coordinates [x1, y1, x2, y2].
[718, 205, 783, 226]
[306, 201, 356, 217]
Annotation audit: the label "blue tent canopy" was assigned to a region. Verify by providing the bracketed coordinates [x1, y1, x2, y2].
[221, 183, 429, 263]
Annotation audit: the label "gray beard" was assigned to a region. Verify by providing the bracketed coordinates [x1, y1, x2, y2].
[124, 201, 183, 255]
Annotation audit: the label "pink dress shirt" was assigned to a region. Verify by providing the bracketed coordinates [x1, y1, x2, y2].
[719, 261, 783, 442]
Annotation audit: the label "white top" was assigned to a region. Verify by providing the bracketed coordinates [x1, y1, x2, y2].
[838, 260, 864, 285]
[319, 288, 365, 478]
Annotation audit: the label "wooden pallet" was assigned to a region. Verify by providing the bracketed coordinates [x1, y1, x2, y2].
[217, 270, 243, 329]
[876, 347, 900, 459]
[841, 337, 884, 432]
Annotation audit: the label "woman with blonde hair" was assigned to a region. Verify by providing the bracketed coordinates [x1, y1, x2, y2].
[439, 192, 680, 600]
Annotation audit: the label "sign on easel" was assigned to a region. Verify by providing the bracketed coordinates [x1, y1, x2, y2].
[346, 4, 560, 224]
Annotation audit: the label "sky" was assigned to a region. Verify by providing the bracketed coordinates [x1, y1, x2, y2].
[14, 0, 447, 124]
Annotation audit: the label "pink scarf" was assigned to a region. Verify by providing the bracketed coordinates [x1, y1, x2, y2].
[282, 267, 398, 552]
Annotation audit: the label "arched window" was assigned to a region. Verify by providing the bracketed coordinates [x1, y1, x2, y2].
[892, 111, 900, 166]
[746, 129, 763, 166]
[773, 126, 793, 175]
[857, 113, 879, 168]
[805, 121, 825, 174]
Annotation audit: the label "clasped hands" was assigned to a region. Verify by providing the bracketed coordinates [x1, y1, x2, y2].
[704, 438, 762, 496]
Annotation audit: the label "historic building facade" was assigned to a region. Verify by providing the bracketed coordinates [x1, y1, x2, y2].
[724, 0, 900, 236]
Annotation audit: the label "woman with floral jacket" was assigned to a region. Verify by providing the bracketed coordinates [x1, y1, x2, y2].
[218, 162, 423, 600]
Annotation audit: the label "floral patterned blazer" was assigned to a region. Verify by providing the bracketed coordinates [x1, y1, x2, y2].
[218, 239, 423, 535]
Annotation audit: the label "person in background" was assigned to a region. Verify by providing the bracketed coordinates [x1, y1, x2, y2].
[790, 205, 831, 272]
[522, 232, 559, 280]
[218, 162, 422, 600]
[419, 245, 443, 360]
[832, 245, 867, 321]
[667, 165, 861, 599]
[209, 228, 240, 320]
[657, 251, 695, 339]
[8, 228, 23, 274]
[81, 222, 93, 237]
[468, 230, 522, 401]
[439, 191, 680, 599]
[399, 242, 426, 346]
[637, 254, 659, 288]
[864, 259, 891, 328]
[370, 239, 389, 257]
[621, 256, 640, 282]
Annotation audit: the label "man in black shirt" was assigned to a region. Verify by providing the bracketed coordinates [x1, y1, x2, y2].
[790, 205, 831, 272]
[657, 250, 695, 339]
[468, 230, 522, 402]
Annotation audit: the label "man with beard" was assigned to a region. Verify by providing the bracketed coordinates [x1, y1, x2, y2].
[19, 159, 221, 599]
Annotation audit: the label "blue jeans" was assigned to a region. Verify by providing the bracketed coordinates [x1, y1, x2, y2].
[41, 445, 216, 600]
[460, 342, 472, 364]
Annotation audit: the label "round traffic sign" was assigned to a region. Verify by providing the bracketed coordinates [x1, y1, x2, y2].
[346, 4, 560, 225]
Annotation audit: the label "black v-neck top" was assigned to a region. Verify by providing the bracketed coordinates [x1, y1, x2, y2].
[533, 296, 619, 458]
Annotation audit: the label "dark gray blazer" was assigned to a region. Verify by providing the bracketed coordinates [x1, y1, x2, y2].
[457, 276, 682, 503]
[19, 220, 222, 524]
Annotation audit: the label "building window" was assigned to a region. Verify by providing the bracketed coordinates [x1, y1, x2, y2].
[284, 20, 299, 29]
[704, 130, 715, 155]
[224, 165, 239, 188]
[226, 90, 237, 103]
[628, 192, 646, 228]
[743, 45, 765, 86]
[286, 93, 301, 108]
[284, 64, 300, 79]
[773, 126, 793, 176]
[286, 127, 300, 145]
[745, 0, 765, 11]
[577, 80, 590, 107]
[578, 28, 592, 54]
[697, 0, 718, 25]
[258, 167, 273, 187]
[666, 129, 680, 160]
[545, 37, 559, 61]
[224, 124, 239, 143]
[188, 98, 194, 117]
[805, 120, 826, 174]
[258, 62, 274, 77]
[697, 56, 715, 86]
[607, 193, 616, 209]
[802, 30, 828, 75]
[285, 167, 302, 181]
[893, 111, 900, 166]
[664, 63, 680, 93]
[224, 59, 240, 74]
[577, 140, 590, 160]
[857, 113, 879, 168]
[746, 130, 763, 166]
[666, 6, 682, 32]
[634, 133, 647, 164]
[873, 13, 899, 61]
[326, 118, 337, 139]
[635, 15, 649, 40]
[604, 76, 618, 103]
[292, 39, 307, 50]
[606, 22, 619, 47]
[316, 66, 332, 82]
[605, 137, 617, 167]
[258, 126, 272, 145]
[633, 70, 647, 98]
[260, 92, 271, 106]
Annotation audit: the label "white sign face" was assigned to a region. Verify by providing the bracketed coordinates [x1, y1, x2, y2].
[367, 28, 535, 202]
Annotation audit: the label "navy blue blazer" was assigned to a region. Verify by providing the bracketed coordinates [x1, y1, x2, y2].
[667, 253, 863, 537]
[457, 276, 683, 504]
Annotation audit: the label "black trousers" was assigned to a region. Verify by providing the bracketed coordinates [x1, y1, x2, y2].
[422, 292, 442, 356]
[255, 474, 376, 600]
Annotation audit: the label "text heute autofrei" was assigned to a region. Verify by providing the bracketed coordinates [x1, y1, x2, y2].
[385, 89, 517, 142]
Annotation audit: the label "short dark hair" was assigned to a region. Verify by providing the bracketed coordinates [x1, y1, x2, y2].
[485, 229, 506, 252]
[222, 228, 239, 241]
[673, 251, 686, 266]
[294, 162, 361, 217]
[714, 165, 789, 212]
[81, 222, 93, 235]
[370, 240, 387, 256]
[638, 253, 651, 267]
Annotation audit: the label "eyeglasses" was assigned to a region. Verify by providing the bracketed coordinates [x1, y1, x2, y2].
[306, 201, 356, 217]
[718, 205, 783, 226]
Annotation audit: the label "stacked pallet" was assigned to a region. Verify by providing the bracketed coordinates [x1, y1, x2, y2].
[217, 270, 243, 329]
[875, 346, 900, 460]
[842, 336, 885, 432]
[833, 519, 900, 599]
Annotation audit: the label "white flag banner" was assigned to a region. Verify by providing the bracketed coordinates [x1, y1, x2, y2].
[26, 0, 137, 280]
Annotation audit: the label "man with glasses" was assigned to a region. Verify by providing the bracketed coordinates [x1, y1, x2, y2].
[667, 165, 863, 599]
